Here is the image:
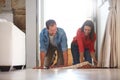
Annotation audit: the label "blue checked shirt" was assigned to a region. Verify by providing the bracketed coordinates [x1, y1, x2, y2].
[40, 27, 68, 54]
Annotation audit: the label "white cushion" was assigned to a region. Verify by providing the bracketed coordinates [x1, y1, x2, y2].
[0, 20, 25, 66]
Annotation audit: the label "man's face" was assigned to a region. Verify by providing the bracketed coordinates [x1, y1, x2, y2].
[48, 24, 57, 36]
[84, 26, 91, 36]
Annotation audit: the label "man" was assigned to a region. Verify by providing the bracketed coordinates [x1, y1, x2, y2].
[39, 19, 68, 69]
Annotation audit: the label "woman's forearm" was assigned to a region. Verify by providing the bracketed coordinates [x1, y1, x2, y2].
[90, 52, 96, 60]
[80, 52, 84, 62]
[90, 52, 97, 65]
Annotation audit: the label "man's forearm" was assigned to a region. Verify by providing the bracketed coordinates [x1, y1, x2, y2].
[63, 50, 68, 66]
[40, 51, 45, 67]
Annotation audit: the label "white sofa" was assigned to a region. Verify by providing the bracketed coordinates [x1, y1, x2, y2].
[0, 19, 25, 71]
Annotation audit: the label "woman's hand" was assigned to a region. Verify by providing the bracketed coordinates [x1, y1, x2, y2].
[93, 59, 98, 66]
[80, 58, 84, 63]
[80, 52, 84, 63]
[90, 52, 98, 66]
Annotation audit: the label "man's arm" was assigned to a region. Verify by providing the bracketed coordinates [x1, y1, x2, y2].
[60, 29, 68, 66]
[39, 30, 47, 69]
[63, 50, 68, 66]
[33, 51, 45, 69]
[40, 51, 45, 68]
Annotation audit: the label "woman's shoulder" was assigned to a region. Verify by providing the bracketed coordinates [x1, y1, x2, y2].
[93, 33, 96, 41]
[77, 28, 84, 33]
[94, 33, 96, 38]
[77, 28, 84, 36]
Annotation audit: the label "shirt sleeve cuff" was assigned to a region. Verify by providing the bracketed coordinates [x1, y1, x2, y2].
[40, 49, 47, 54]
[62, 48, 67, 52]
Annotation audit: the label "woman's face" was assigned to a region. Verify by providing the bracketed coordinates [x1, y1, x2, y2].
[84, 26, 91, 36]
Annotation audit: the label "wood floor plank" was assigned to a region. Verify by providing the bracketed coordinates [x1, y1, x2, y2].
[0, 69, 120, 80]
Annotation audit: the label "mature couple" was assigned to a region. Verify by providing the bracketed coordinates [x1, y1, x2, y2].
[38, 19, 97, 69]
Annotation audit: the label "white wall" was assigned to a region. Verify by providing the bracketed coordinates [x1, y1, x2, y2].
[97, 1, 109, 61]
[26, 0, 37, 68]
[2, 0, 12, 11]
[0, 0, 13, 22]
[43, 0, 94, 48]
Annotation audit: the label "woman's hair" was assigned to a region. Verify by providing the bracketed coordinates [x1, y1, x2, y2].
[81, 20, 95, 40]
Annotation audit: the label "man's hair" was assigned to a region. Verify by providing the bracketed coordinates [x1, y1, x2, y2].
[46, 19, 56, 29]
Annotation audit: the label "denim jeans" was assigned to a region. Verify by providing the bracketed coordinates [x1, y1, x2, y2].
[71, 42, 92, 65]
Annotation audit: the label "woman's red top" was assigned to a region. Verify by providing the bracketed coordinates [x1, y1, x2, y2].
[72, 28, 96, 53]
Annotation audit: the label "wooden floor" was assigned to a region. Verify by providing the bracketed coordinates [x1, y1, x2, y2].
[0, 69, 120, 80]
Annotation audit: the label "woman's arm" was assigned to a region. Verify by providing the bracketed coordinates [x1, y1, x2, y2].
[90, 52, 97, 65]
[80, 52, 84, 63]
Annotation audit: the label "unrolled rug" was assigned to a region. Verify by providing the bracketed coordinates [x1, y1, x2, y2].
[53, 61, 96, 69]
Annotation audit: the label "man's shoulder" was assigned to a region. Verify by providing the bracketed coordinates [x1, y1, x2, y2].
[40, 28, 47, 34]
[41, 28, 47, 31]
[57, 27, 65, 33]
[40, 28, 48, 38]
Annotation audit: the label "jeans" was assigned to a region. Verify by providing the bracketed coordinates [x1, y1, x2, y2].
[71, 42, 92, 65]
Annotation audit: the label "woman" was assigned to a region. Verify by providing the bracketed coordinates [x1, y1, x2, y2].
[71, 20, 97, 65]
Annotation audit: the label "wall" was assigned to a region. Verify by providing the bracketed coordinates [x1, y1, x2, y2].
[0, 0, 37, 68]
[11, 0, 26, 32]
[26, 0, 37, 68]
[0, 0, 13, 22]
[97, 1, 109, 61]
[0, 0, 11, 11]
[0, 0, 26, 32]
